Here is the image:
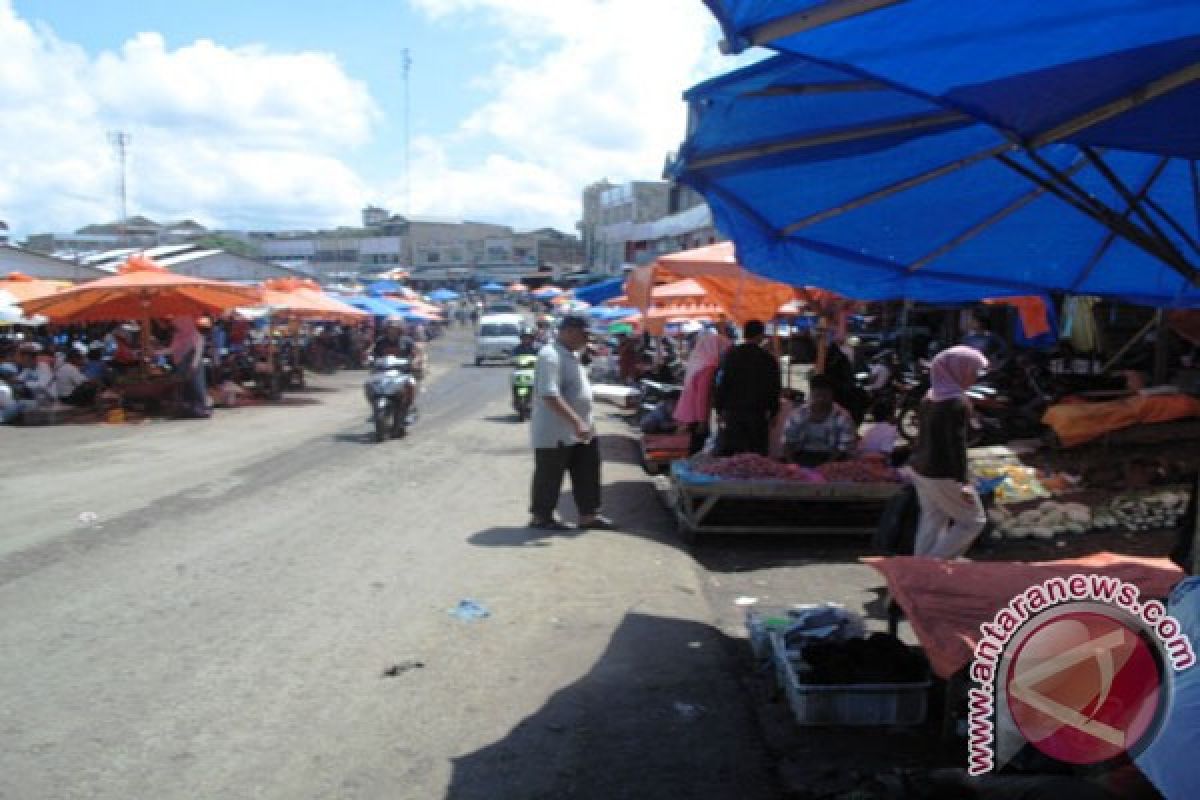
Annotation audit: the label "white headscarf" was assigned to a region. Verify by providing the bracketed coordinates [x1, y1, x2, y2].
[685, 330, 730, 382]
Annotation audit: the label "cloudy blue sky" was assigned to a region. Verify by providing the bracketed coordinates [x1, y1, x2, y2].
[1, 1, 733, 237]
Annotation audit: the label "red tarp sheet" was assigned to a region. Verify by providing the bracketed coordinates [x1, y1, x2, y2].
[864, 553, 1185, 679]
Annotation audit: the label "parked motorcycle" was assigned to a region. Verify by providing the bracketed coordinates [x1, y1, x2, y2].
[511, 354, 536, 421]
[894, 361, 932, 443]
[636, 378, 683, 427]
[364, 356, 417, 442]
[964, 354, 1058, 446]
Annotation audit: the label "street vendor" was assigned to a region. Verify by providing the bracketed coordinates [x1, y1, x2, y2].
[111, 324, 140, 368]
[165, 316, 210, 419]
[782, 374, 857, 466]
[15, 342, 54, 406]
[906, 345, 989, 559]
[713, 320, 781, 456]
[0, 364, 19, 423]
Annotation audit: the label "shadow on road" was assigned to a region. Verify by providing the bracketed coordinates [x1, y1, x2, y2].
[469, 526, 573, 548]
[483, 414, 521, 425]
[444, 611, 776, 800]
[261, 396, 322, 408]
[331, 432, 379, 445]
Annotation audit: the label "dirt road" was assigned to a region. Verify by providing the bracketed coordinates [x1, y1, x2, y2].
[0, 330, 776, 800]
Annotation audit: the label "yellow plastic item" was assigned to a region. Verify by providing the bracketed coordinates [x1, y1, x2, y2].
[106, 409, 126, 424]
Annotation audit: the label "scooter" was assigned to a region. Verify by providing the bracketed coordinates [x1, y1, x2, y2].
[364, 356, 417, 442]
[511, 354, 536, 421]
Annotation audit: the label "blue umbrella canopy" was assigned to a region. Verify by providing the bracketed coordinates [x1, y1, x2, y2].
[339, 294, 401, 317]
[672, 2, 1200, 306]
[367, 279, 403, 294]
[573, 277, 625, 305]
[427, 288, 459, 301]
[480, 282, 506, 293]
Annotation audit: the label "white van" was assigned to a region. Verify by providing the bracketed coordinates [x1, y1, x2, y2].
[475, 313, 525, 366]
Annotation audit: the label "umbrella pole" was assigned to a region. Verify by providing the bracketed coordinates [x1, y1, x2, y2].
[141, 297, 152, 372]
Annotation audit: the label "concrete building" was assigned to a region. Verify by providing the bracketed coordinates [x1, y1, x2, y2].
[82, 244, 306, 282]
[586, 179, 712, 273]
[0, 244, 110, 281]
[577, 179, 616, 272]
[253, 208, 581, 281]
[25, 217, 213, 259]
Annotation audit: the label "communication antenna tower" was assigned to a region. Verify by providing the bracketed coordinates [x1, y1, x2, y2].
[402, 48, 412, 215]
[107, 131, 132, 225]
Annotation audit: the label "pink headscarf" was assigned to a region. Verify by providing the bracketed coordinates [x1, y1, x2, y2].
[928, 345, 988, 402]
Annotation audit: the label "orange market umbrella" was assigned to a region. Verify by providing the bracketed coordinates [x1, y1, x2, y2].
[652, 278, 708, 302]
[23, 255, 263, 358]
[657, 242, 742, 277]
[0, 272, 71, 302]
[258, 279, 368, 323]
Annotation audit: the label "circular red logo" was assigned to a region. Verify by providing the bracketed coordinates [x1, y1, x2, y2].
[1005, 610, 1165, 765]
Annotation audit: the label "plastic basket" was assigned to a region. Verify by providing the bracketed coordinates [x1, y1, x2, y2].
[769, 632, 930, 727]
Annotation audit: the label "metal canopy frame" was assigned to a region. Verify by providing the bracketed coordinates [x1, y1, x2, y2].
[906, 157, 1089, 274]
[687, 6, 1200, 301]
[744, 79, 885, 98]
[688, 110, 967, 171]
[1028, 61, 1200, 149]
[718, 0, 908, 54]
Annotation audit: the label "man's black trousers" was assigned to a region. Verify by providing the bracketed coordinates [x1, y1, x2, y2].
[531, 439, 601, 521]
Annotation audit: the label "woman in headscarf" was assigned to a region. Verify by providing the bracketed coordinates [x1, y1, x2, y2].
[674, 329, 731, 454]
[907, 345, 989, 558]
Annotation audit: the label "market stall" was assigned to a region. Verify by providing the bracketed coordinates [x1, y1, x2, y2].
[20, 255, 262, 414]
[670, 453, 902, 542]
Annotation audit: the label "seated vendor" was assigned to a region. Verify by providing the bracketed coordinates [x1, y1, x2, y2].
[15, 342, 54, 406]
[111, 325, 140, 368]
[783, 374, 857, 466]
[84, 342, 112, 385]
[55, 346, 98, 407]
[0, 363, 19, 423]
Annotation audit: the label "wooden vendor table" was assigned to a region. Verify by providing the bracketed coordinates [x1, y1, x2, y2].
[670, 463, 900, 543]
[112, 374, 186, 410]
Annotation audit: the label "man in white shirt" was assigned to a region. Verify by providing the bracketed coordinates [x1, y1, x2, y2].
[54, 346, 95, 406]
[0, 363, 19, 423]
[528, 315, 615, 531]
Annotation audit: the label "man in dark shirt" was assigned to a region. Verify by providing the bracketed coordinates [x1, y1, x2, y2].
[713, 319, 781, 456]
[373, 319, 416, 360]
[513, 329, 540, 357]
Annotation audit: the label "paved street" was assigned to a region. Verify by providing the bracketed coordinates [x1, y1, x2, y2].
[0, 329, 776, 800]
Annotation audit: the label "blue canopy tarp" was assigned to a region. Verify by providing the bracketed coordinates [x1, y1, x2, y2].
[586, 305, 638, 321]
[481, 282, 506, 293]
[573, 278, 625, 306]
[428, 288, 459, 302]
[338, 295, 400, 317]
[367, 280, 403, 294]
[673, 3, 1200, 307]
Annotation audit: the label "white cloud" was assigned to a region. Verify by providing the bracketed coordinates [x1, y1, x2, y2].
[0, 0, 738, 240]
[399, 0, 728, 231]
[0, 0, 377, 236]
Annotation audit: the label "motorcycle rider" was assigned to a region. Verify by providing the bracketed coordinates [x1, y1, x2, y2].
[373, 317, 417, 360]
[513, 327, 540, 357]
[371, 317, 420, 413]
